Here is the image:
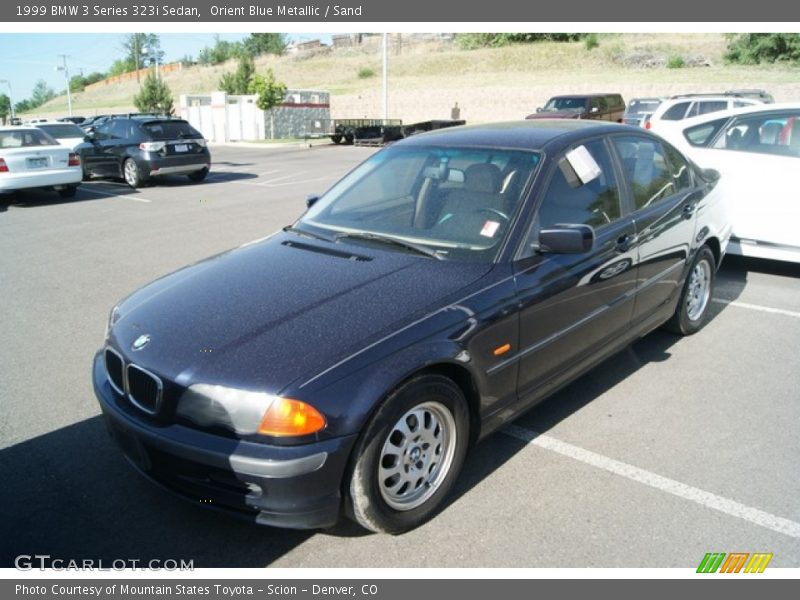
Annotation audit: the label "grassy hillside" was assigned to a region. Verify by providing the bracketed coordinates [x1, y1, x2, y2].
[29, 33, 800, 125]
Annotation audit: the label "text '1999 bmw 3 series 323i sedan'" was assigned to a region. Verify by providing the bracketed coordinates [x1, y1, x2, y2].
[94, 121, 731, 533]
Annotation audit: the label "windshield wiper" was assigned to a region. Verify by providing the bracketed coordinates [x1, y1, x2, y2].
[283, 225, 333, 242]
[334, 231, 443, 260]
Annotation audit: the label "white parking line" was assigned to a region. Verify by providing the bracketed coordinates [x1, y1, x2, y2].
[80, 187, 152, 203]
[712, 298, 800, 319]
[503, 424, 800, 539]
[259, 171, 308, 185]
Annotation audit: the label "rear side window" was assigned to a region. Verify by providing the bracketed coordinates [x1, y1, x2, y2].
[110, 120, 131, 139]
[689, 101, 728, 118]
[142, 121, 202, 140]
[613, 136, 677, 209]
[606, 95, 625, 110]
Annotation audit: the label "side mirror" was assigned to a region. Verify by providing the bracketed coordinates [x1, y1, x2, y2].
[700, 167, 720, 184]
[305, 194, 320, 209]
[590, 106, 600, 113]
[536, 107, 543, 113]
[539, 225, 594, 254]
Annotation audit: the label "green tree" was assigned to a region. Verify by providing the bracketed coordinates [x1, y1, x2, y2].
[108, 58, 133, 77]
[219, 56, 255, 95]
[725, 33, 800, 64]
[133, 72, 173, 114]
[249, 69, 287, 139]
[31, 80, 56, 108]
[123, 33, 164, 70]
[249, 69, 287, 111]
[243, 33, 286, 57]
[199, 35, 244, 65]
[0, 94, 11, 122]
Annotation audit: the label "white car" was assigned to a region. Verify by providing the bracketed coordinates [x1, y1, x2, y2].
[34, 122, 87, 150]
[657, 103, 800, 263]
[0, 127, 82, 198]
[647, 94, 764, 138]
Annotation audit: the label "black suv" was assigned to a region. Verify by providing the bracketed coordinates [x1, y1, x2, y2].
[78, 115, 211, 188]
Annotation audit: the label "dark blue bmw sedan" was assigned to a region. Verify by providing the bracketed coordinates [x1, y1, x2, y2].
[94, 121, 730, 533]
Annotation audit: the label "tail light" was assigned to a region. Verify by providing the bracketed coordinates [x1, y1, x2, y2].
[0, 158, 7, 173]
[68, 153, 80, 166]
[139, 141, 166, 153]
[193, 138, 207, 147]
[645, 121, 651, 130]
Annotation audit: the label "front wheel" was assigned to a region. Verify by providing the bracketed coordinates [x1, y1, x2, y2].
[347, 375, 469, 534]
[665, 246, 716, 335]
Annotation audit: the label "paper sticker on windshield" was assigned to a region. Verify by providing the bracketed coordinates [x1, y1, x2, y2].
[565, 145, 602, 185]
[480, 220, 500, 238]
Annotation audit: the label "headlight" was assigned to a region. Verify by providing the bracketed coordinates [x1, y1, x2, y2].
[177, 384, 326, 437]
[105, 305, 121, 339]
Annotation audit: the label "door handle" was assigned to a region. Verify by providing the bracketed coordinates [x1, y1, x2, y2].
[616, 234, 635, 253]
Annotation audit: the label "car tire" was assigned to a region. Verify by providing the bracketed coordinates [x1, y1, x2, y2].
[187, 167, 208, 182]
[58, 186, 78, 199]
[665, 246, 716, 335]
[346, 374, 469, 534]
[123, 158, 145, 188]
[331, 134, 343, 145]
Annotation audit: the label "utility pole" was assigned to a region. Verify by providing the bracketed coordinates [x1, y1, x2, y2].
[56, 55, 73, 117]
[382, 33, 388, 121]
[135, 35, 140, 83]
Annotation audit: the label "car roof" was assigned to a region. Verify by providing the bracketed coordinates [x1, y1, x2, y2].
[396, 120, 640, 151]
[0, 126, 44, 132]
[548, 93, 621, 99]
[673, 101, 800, 130]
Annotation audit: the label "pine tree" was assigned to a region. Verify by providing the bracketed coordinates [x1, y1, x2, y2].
[133, 72, 173, 115]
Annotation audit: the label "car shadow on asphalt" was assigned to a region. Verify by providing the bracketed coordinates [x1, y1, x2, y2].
[0, 416, 314, 568]
[447, 255, 752, 519]
[0, 190, 99, 209]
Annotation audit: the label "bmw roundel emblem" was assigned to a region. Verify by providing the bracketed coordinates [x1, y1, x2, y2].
[131, 334, 151, 351]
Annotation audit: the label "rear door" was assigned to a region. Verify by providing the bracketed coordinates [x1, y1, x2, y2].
[512, 137, 638, 404]
[611, 134, 700, 327]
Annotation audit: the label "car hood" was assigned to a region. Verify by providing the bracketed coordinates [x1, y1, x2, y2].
[109, 231, 490, 393]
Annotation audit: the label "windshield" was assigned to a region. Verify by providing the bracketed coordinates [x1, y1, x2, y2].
[543, 97, 587, 113]
[299, 145, 541, 262]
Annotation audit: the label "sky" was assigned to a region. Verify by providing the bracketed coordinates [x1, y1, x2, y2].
[0, 33, 333, 103]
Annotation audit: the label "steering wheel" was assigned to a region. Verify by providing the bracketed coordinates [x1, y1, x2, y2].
[475, 207, 510, 222]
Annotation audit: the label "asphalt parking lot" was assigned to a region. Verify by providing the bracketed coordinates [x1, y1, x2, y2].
[1, 144, 799, 568]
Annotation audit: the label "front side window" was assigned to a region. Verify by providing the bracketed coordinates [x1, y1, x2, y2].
[712, 112, 800, 157]
[536, 139, 621, 230]
[613, 136, 677, 209]
[300, 145, 542, 262]
[543, 97, 588, 114]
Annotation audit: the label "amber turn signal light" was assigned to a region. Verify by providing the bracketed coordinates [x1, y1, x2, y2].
[258, 398, 326, 437]
[493, 343, 512, 356]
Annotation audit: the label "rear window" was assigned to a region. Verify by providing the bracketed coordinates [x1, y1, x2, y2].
[0, 129, 57, 148]
[142, 120, 202, 140]
[38, 124, 84, 138]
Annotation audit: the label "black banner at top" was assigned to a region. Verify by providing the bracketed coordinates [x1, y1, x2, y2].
[2, 0, 800, 22]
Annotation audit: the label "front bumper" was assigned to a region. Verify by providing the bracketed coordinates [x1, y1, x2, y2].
[92, 352, 357, 529]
